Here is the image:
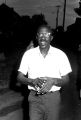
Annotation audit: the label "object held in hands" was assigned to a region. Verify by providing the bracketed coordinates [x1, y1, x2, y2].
[35, 77, 47, 94]
[37, 77, 55, 94]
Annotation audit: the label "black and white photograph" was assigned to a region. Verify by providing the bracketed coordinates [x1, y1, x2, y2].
[0, 0, 81, 120]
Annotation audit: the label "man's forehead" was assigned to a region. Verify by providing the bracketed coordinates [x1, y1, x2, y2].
[39, 27, 50, 33]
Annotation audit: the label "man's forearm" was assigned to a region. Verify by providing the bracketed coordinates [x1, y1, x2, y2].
[38, 76, 69, 87]
[17, 73, 34, 87]
[54, 78, 65, 87]
[53, 76, 69, 87]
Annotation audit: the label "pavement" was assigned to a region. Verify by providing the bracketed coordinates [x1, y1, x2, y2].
[0, 89, 23, 120]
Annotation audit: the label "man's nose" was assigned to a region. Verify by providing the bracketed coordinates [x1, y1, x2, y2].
[41, 35, 46, 39]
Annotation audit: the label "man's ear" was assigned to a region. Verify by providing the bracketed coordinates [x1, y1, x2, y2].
[51, 36, 53, 41]
[36, 33, 39, 40]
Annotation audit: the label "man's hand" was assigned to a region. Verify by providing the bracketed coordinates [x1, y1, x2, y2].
[39, 77, 57, 94]
[32, 77, 46, 88]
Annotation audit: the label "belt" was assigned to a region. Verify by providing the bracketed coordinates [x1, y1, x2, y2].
[30, 90, 60, 96]
[35, 92, 47, 96]
[30, 90, 46, 96]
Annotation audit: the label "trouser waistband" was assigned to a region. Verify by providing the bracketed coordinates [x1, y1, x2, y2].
[30, 90, 60, 96]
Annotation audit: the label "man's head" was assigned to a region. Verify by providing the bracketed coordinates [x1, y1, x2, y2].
[37, 25, 53, 49]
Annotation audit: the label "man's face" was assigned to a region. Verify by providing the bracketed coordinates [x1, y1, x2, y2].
[37, 27, 52, 49]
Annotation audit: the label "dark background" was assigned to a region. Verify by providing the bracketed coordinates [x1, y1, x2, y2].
[0, 3, 81, 120]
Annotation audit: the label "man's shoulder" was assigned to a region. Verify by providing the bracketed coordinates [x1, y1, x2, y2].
[51, 46, 65, 54]
[24, 47, 38, 55]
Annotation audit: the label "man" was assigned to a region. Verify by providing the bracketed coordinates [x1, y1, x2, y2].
[17, 25, 72, 120]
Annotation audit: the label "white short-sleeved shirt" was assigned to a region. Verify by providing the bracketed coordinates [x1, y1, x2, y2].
[18, 46, 72, 92]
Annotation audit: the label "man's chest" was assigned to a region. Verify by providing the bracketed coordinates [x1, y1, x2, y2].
[28, 55, 60, 77]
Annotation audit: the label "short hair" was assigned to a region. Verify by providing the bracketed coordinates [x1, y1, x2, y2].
[37, 25, 52, 35]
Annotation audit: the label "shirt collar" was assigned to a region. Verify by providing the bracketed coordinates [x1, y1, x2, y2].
[37, 45, 53, 56]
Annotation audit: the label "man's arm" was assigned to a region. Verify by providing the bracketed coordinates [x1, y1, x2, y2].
[54, 74, 70, 87]
[17, 71, 35, 87]
[17, 71, 46, 88]
[39, 74, 70, 93]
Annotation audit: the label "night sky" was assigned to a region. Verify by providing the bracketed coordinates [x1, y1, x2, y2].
[0, 0, 79, 30]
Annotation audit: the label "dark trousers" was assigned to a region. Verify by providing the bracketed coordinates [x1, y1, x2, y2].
[28, 90, 61, 120]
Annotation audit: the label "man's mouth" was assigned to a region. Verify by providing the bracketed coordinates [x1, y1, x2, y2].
[41, 41, 46, 44]
[40, 41, 47, 46]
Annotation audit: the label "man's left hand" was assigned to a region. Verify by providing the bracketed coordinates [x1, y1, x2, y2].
[39, 77, 55, 94]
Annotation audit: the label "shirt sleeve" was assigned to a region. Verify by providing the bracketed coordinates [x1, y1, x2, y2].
[18, 52, 29, 75]
[59, 52, 72, 76]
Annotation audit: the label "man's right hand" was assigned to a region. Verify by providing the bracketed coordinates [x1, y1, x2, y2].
[32, 78, 46, 88]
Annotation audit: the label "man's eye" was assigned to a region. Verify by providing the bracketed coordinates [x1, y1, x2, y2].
[39, 33, 51, 37]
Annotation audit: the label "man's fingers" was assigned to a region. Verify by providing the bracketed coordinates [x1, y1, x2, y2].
[39, 78, 47, 83]
[40, 83, 47, 91]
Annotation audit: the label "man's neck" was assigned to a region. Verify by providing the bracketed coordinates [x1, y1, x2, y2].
[39, 46, 50, 58]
